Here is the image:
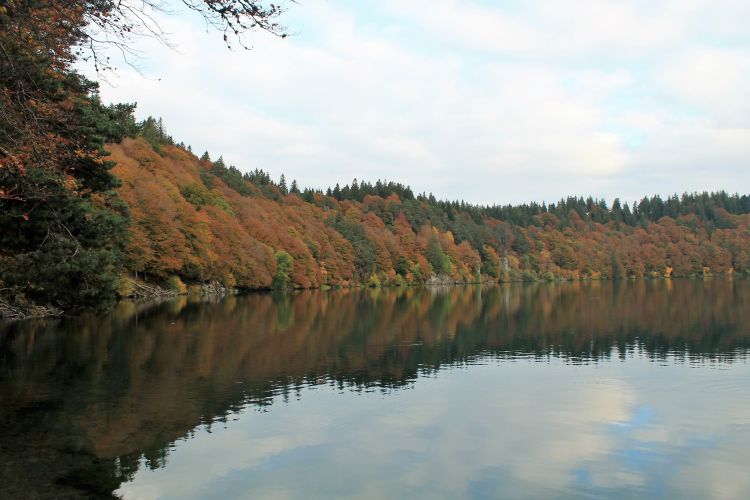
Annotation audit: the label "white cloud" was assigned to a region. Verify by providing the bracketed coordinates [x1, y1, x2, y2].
[84, 0, 750, 205]
[659, 47, 750, 127]
[385, 0, 541, 54]
[530, 0, 686, 57]
[116, 358, 750, 499]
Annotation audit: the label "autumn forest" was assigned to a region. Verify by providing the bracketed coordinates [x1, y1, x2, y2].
[114, 124, 750, 295]
[1, 1, 750, 315]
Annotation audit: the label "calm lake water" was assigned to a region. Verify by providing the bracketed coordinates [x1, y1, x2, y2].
[1, 281, 750, 499]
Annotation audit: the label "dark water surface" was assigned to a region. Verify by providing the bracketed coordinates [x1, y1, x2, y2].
[2, 281, 750, 499]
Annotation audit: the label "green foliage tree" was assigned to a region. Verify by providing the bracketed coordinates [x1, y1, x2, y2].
[395, 257, 411, 277]
[326, 213, 376, 282]
[426, 235, 451, 275]
[273, 250, 294, 290]
[610, 253, 626, 280]
[138, 116, 174, 153]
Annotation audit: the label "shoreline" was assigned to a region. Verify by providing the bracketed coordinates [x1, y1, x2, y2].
[1, 273, 743, 323]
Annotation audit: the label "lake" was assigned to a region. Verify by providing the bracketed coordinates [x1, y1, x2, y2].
[1, 280, 749, 499]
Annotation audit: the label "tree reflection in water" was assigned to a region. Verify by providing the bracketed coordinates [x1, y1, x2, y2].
[1, 280, 748, 498]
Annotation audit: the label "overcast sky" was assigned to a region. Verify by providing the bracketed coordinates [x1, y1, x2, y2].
[84, 0, 750, 206]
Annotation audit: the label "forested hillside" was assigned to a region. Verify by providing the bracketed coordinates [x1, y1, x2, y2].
[110, 131, 750, 292]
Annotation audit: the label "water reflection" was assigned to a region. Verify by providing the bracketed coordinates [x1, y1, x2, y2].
[1, 280, 749, 498]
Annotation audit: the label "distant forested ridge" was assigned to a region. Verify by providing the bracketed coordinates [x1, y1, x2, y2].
[104, 118, 750, 295]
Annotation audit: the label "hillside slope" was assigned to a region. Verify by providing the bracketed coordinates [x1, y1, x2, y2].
[110, 137, 750, 290]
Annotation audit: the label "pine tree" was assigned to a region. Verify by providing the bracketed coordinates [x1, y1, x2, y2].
[610, 253, 626, 280]
[1, 2, 132, 310]
[351, 178, 360, 200]
[611, 198, 624, 223]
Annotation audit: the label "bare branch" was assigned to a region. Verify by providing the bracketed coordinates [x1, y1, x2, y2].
[72, 0, 292, 72]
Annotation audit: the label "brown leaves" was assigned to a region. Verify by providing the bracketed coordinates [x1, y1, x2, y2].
[0, 145, 23, 167]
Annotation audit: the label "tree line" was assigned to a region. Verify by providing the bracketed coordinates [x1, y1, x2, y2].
[108, 124, 750, 298]
[321, 180, 750, 230]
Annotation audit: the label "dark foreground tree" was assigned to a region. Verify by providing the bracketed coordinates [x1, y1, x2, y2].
[0, 2, 136, 309]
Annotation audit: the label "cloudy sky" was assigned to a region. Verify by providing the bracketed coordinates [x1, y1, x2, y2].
[85, 0, 750, 205]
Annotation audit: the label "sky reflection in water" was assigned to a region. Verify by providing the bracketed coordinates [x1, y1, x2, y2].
[119, 356, 750, 500]
[1, 280, 749, 499]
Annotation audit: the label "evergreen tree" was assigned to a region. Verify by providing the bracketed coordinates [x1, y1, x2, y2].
[1, 2, 132, 310]
[611, 198, 624, 223]
[623, 202, 635, 226]
[351, 178, 360, 200]
[139, 116, 162, 152]
[610, 253, 626, 280]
